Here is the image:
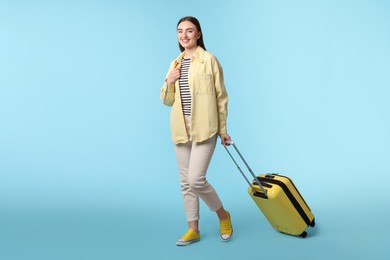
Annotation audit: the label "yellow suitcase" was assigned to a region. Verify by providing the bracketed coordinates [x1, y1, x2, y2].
[225, 141, 315, 237]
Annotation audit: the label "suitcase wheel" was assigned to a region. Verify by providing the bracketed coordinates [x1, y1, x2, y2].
[310, 219, 316, 227]
[299, 231, 307, 238]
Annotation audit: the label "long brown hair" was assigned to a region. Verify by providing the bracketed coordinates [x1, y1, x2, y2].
[177, 16, 206, 52]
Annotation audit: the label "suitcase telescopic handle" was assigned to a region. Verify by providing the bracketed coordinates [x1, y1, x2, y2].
[224, 140, 267, 196]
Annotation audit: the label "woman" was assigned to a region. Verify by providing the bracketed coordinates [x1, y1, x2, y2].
[160, 16, 233, 246]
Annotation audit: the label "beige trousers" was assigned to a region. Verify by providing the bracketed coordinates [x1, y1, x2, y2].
[174, 116, 223, 221]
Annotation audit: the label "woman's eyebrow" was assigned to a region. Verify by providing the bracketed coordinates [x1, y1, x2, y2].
[177, 27, 195, 31]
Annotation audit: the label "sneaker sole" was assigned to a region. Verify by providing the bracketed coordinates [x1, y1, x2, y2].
[176, 238, 200, 246]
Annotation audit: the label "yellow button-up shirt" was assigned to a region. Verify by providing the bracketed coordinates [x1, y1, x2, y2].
[160, 47, 228, 144]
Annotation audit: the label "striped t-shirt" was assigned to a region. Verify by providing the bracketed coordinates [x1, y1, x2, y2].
[179, 58, 191, 116]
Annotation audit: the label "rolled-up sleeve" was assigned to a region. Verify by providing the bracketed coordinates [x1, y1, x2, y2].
[160, 62, 176, 106]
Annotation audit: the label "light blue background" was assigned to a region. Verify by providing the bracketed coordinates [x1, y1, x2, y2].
[1, 0, 389, 259]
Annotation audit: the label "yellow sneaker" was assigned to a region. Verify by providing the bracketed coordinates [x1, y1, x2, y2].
[176, 228, 200, 246]
[220, 211, 233, 242]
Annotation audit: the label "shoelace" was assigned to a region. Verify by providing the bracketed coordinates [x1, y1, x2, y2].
[220, 219, 232, 234]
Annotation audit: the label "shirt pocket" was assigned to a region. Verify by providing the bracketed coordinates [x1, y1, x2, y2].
[193, 73, 214, 95]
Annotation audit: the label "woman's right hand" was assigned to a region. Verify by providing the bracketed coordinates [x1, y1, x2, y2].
[166, 67, 181, 85]
[220, 133, 232, 146]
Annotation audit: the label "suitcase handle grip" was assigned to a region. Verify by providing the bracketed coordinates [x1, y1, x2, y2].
[223, 140, 267, 196]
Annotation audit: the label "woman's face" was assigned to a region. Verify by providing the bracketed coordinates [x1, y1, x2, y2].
[177, 21, 200, 51]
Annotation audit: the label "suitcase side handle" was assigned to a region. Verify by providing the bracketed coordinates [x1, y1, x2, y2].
[224, 140, 268, 197]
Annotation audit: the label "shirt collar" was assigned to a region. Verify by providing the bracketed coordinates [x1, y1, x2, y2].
[175, 46, 205, 64]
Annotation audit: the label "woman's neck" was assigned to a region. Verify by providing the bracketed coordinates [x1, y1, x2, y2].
[184, 46, 198, 58]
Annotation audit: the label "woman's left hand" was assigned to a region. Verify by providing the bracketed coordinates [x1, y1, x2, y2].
[220, 133, 232, 146]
